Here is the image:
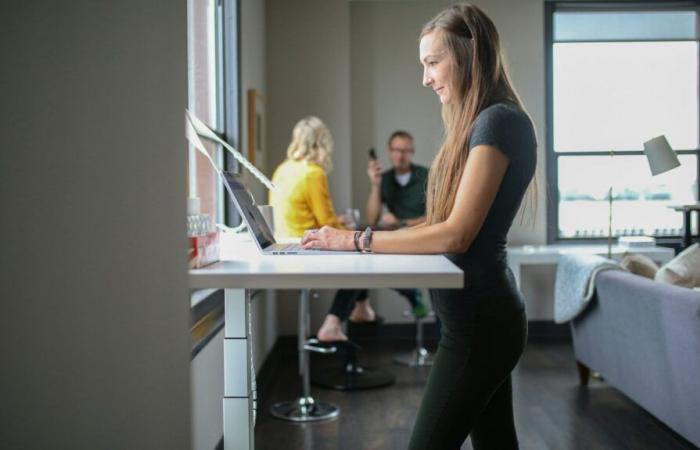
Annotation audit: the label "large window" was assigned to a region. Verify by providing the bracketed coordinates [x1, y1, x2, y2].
[546, 2, 700, 241]
[187, 0, 240, 227]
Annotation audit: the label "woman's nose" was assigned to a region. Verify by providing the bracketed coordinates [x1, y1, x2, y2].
[422, 71, 432, 87]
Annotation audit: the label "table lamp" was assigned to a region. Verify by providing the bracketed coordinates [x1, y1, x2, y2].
[606, 135, 680, 258]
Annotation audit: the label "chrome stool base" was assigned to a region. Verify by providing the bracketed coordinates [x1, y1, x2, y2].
[270, 397, 339, 422]
[394, 307, 435, 368]
[270, 289, 340, 422]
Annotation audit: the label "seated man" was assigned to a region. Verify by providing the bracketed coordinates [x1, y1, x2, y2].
[366, 130, 429, 317]
[366, 130, 428, 231]
[317, 130, 429, 342]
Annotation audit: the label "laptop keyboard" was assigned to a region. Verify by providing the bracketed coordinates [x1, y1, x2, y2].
[277, 243, 304, 252]
[274, 243, 324, 253]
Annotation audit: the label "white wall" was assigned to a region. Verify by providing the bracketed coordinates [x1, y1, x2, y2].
[240, 0, 279, 371]
[350, 1, 447, 213]
[266, 0, 553, 327]
[266, 0, 353, 210]
[0, 1, 191, 449]
[266, 0, 355, 334]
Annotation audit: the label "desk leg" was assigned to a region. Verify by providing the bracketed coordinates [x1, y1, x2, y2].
[223, 288, 254, 450]
[683, 210, 691, 248]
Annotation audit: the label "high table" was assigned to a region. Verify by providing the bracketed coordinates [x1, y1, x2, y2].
[507, 244, 675, 289]
[669, 203, 700, 248]
[189, 234, 463, 450]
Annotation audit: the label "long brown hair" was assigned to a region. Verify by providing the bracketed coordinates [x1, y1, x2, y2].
[422, 3, 536, 224]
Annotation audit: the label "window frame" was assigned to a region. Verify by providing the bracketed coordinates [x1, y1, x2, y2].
[220, 0, 242, 227]
[186, 0, 241, 227]
[545, 0, 700, 244]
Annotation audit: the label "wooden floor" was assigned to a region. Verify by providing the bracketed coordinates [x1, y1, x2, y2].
[254, 338, 697, 450]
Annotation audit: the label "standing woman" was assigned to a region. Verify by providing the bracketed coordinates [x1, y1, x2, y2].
[301, 4, 537, 449]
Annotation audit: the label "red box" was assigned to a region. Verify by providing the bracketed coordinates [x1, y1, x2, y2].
[188, 231, 220, 269]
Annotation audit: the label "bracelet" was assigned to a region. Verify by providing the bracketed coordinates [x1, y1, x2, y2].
[353, 230, 362, 252]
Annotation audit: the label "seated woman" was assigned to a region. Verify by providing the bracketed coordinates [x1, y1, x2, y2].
[269, 116, 375, 342]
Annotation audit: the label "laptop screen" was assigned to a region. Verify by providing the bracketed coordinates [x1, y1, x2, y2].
[222, 172, 276, 250]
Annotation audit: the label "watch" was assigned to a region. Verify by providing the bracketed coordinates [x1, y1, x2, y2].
[362, 226, 373, 253]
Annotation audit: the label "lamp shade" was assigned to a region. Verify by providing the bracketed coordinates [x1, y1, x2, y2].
[643, 135, 680, 176]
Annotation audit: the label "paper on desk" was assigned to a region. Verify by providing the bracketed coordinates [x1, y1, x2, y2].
[185, 109, 275, 191]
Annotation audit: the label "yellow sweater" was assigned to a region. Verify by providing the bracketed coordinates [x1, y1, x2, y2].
[269, 159, 344, 238]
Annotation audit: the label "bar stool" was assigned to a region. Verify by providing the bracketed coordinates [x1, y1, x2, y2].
[270, 289, 340, 422]
[394, 310, 435, 367]
[311, 318, 395, 390]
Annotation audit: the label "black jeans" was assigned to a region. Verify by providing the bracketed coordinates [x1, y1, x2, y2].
[408, 266, 527, 450]
[328, 288, 421, 320]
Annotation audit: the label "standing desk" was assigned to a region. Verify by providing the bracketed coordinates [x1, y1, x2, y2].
[189, 235, 463, 450]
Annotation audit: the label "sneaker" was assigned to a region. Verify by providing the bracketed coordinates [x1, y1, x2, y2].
[411, 291, 429, 319]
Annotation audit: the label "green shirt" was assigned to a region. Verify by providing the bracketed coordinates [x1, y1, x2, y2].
[380, 163, 428, 220]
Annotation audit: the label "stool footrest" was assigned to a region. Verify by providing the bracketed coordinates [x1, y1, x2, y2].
[394, 348, 434, 367]
[304, 338, 337, 354]
[312, 367, 395, 391]
[402, 309, 435, 319]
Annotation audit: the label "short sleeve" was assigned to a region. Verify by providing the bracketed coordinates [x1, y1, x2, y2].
[468, 103, 535, 162]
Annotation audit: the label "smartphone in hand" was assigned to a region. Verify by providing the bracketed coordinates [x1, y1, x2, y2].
[368, 147, 377, 160]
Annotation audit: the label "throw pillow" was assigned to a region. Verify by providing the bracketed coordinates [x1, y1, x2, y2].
[620, 252, 659, 279]
[655, 243, 700, 288]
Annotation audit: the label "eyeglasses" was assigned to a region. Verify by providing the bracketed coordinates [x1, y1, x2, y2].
[389, 147, 414, 154]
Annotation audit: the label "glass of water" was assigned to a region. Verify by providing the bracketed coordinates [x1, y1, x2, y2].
[344, 208, 360, 230]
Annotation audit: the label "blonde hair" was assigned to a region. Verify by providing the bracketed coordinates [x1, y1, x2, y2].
[422, 3, 537, 225]
[286, 116, 334, 172]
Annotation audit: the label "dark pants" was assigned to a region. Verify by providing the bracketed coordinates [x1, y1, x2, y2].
[408, 267, 527, 450]
[328, 288, 421, 320]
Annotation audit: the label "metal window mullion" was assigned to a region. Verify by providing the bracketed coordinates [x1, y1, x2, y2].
[187, 0, 197, 199]
[222, 0, 241, 227]
[546, 1, 559, 243]
[554, 38, 700, 43]
[214, 0, 226, 225]
[554, 149, 700, 155]
[552, 1, 700, 43]
[553, 1, 700, 13]
[697, 37, 700, 202]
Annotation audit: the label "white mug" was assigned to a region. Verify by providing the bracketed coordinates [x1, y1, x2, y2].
[257, 205, 275, 233]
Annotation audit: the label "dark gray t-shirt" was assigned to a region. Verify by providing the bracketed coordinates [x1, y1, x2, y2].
[448, 101, 537, 267]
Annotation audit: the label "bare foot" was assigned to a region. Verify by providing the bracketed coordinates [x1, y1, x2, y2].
[349, 299, 376, 322]
[317, 315, 348, 342]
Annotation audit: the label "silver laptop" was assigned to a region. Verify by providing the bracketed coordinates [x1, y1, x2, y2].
[222, 172, 356, 255]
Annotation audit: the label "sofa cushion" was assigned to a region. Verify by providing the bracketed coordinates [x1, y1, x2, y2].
[655, 243, 700, 288]
[620, 252, 659, 279]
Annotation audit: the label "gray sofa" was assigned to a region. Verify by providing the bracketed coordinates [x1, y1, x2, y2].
[571, 270, 700, 447]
